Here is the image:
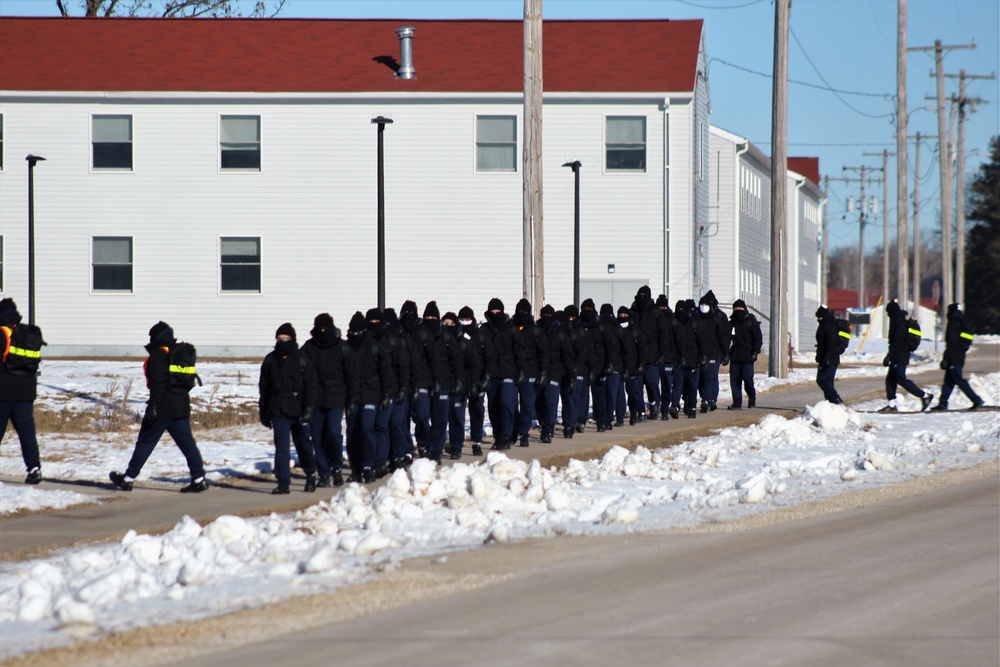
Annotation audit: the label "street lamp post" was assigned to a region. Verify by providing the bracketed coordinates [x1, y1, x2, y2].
[562, 161, 581, 307]
[25, 155, 46, 326]
[371, 117, 393, 311]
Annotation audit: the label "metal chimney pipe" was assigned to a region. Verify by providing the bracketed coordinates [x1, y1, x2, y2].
[396, 26, 415, 79]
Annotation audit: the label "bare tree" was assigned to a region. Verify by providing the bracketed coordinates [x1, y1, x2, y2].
[56, 0, 286, 18]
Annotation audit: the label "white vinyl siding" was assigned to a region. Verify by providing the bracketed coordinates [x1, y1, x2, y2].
[475, 115, 516, 172]
[220, 115, 260, 170]
[92, 114, 132, 170]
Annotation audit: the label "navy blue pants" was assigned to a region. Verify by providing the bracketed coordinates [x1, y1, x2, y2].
[448, 394, 467, 450]
[515, 379, 538, 439]
[271, 415, 315, 485]
[410, 389, 431, 454]
[729, 362, 756, 407]
[699, 360, 721, 404]
[643, 363, 661, 411]
[537, 380, 561, 435]
[309, 407, 344, 476]
[591, 377, 607, 426]
[0, 400, 40, 472]
[560, 379, 578, 430]
[346, 404, 377, 475]
[602, 372, 621, 425]
[374, 399, 393, 468]
[573, 376, 589, 426]
[625, 374, 643, 417]
[939, 365, 981, 405]
[468, 392, 486, 443]
[487, 377, 516, 443]
[886, 363, 925, 400]
[658, 363, 674, 413]
[680, 367, 700, 414]
[816, 364, 842, 403]
[670, 365, 685, 410]
[429, 391, 450, 458]
[125, 415, 204, 481]
[389, 398, 412, 461]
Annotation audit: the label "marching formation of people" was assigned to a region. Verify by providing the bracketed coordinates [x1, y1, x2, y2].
[0, 294, 987, 495]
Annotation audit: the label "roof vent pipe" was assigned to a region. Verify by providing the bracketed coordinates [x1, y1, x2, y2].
[396, 26, 416, 79]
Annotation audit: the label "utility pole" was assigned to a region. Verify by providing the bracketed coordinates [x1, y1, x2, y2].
[522, 0, 544, 312]
[821, 175, 830, 306]
[896, 0, 909, 312]
[864, 149, 893, 330]
[910, 40, 975, 310]
[843, 164, 882, 311]
[944, 69, 994, 306]
[908, 131, 936, 310]
[769, 0, 790, 379]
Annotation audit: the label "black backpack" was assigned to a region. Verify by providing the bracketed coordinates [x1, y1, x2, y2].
[835, 319, 851, 355]
[905, 317, 922, 352]
[168, 341, 202, 388]
[4, 324, 46, 376]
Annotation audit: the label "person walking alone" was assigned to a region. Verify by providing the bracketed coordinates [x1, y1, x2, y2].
[727, 300, 762, 410]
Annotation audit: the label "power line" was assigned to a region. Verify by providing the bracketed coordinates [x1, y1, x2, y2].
[709, 57, 892, 99]
[674, 0, 767, 8]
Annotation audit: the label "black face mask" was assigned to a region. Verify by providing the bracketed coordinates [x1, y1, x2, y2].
[347, 330, 366, 348]
[540, 314, 554, 329]
[369, 321, 386, 338]
[442, 323, 458, 337]
[581, 309, 598, 324]
[423, 317, 440, 333]
[316, 327, 339, 347]
[400, 311, 419, 331]
[487, 311, 505, 325]
[275, 339, 297, 356]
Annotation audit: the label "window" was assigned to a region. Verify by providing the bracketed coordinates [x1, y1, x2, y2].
[92, 115, 133, 170]
[476, 115, 517, 172]
[606, 116, 646, 171]
[221, 237, 261, 292]
[93, 237, 133, 291]
[220, 116, 261, 170]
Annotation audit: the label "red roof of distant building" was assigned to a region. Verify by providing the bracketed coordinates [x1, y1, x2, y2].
[788, 157, 820, 187]
[0, 17, 703, 94]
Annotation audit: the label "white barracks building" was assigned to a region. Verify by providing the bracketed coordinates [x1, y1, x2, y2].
[0, 17, 819, 356]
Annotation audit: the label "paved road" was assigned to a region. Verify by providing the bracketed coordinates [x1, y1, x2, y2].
[2, 350, 996, 558]
[168, 473, 999, 667]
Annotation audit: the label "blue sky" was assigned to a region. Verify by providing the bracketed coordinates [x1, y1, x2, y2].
[4, 0, 998, 250]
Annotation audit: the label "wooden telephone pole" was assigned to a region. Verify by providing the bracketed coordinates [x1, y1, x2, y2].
[523, 0, 544, 312]
[768, 0, 790, 379]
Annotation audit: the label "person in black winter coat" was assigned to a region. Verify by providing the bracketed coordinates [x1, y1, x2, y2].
[618, 305, 646, 425]
[673, 300, 702, 418]
[381, 307, 415, 471]
[696, 290, 731, 412]
[367, 308, 400, 477]
[512, 298, 548, 446]
[422, 301, 460, 463]
[931, 304, 985, 411]
[814, 305, 845, 404]
[595, 303, 624, 431]
[257, 322, 319, 494]
[399, 300, 435, 458]
[727, 300, 763, 409]
[578, 299, 607, 432]
[880, 300, 932, 412]
[110, 321, 208, 494]
[536, 305, 575, 443]
[300, 313, 358, 487]
[0, 299, 44, 485]
[481, 298, 517, 450]
[345, 312, 390, 482]
[459, 306, 488, 455]
[632, 286, 670, 419]
[563, 305, 587, 433]
[655, 294, 678, 419]
[442, 311, 478, 459]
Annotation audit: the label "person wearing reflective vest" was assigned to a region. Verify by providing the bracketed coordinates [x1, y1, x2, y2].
[0, 298, 43, 485]
[109, 321, 208, 493]
[930, 304, 985, 411]
[814, 305, 845, 405]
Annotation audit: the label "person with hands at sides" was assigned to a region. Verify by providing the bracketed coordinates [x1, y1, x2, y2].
[727, 299, 762, 410]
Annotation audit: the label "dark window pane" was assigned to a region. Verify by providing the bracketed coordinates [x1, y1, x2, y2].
[606, 148, 646, 171]
[221, 148, 261, 170]
[93, 142, 133, 169]
[94, 265, 133, 291]
[222, 265, 261, 291]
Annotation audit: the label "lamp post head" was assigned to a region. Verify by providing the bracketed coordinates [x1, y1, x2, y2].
[371, 116, 394, 126]
[26, 155, 46, 167]
[562, 160, 581, 171]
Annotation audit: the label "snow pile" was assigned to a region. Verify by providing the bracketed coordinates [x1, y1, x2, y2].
[0, 483, 97, 516]
[2, 396, 998, 658]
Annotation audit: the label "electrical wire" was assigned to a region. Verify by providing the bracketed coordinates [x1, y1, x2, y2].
[674, 0, 767, 9]
[708, 58, 892, 99]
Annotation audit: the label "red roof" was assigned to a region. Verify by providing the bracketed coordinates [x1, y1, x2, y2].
[0, 17, 703, 94]
[788, 157, 820, 188]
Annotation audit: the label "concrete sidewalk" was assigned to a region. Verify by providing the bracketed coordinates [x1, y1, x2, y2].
[2, 352, 994, 560]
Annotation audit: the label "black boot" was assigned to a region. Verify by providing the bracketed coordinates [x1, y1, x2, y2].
[303, 475, 317, 492]
[272, 483, 290, 495]
[668, 406, 679, 419]
[519, 435, 530, 447]
[649, 406, 659, 420]
[563, 427, 574, 439]
[332, 469, 345, 486]
[472, 443, 483, 456]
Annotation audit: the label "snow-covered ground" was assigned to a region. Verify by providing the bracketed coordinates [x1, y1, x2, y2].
[0, 339, 997, 658]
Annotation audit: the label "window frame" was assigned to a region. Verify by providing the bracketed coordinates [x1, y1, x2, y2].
[91, 236, 134, 293]
[91, 114, 134, 171]
[604, 116, 647, 173]
[219, 236, 262, 294]
[219, 115, 262, 172]
[474, 114, 518, 173]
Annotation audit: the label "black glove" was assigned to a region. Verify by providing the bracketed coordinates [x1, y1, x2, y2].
[536, 373, 548, 387]
[147, 405, 159, 421]
[379, 395, 391, 410]
[939, 360, 947, 370]
[722, 354, 730, 367]
[299, 407, 314, 426]
[411, 387, 421, 403]
[882, 355, 890, 367]
[603, 364, 614, 377]
[345, 403, 358, 417]
[517, 371, 526, 384]
[751, 353, 758, 363]
[260, 413, 271, 428]
[454, 380, 466, 396]
[432, 382, 441, 396]
[479, 374, 492, 393]
[397, 387, 409, 403]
